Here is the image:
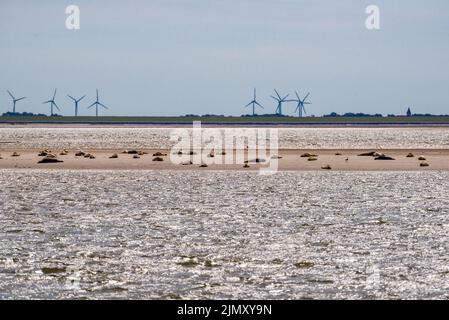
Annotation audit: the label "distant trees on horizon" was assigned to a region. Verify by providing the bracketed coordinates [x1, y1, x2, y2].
[1, 112, 61, 117]
[1, 112, 448, 118]
[324, 112, 449, 118]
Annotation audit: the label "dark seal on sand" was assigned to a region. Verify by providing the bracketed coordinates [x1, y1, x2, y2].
[38, 157, 63, 164]
[374, 155, 395, 160]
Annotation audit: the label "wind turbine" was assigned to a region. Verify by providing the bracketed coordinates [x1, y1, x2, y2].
[7, 90, 26, 114]
[87, 89, 108, 117]
[244, 88, 264, 116]
[292, 91, 311, 117]
[270, 89, 290, 116]
[42, 89, 60, 116]
[67, 94, 86, 116]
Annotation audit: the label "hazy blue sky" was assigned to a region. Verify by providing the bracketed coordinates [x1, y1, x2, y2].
[1, 0, 448, 116]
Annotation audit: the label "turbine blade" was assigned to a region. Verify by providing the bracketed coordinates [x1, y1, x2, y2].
[53, 102, 60, 111]
[270, 95, 279, 101]
[274, 89, 281, 99]
[282, 94, 290, 101]
[244, 102, 253, 108]
[53, 88, 57, 100]
[7, 90, 15, 99]
[295, 91, 300, 100]
[67, 95, 76, 101]
[78, 95, 86, 102]
[43, 100, 52, 104]
[255, 101, 263, 108]
[303, 92, 310, 101]
[99, 102, 108, 109]
[16, 97, 26, 102]
[87, 102, 96, 109]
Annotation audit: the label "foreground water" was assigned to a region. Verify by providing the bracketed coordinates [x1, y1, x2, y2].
[1, 127, 449, 149]
[1, 170, 449, 299]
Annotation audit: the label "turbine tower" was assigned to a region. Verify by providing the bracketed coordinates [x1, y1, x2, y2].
[270, 89, 290, 116]
[87, 89, 108, 117]
[292, 91, 311, 117]
[42, 89, 60, 116]
[244, 88, 264, 116]
[67, 94, 86, 116]
[7, 90, 26, 114]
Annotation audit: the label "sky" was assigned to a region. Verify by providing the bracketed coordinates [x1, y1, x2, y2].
[1, 0, 448, 116]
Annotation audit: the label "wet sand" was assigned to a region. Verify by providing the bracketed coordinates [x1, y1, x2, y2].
[0, 148, 447, 171]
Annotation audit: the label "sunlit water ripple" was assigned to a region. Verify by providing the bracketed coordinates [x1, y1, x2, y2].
[1, 170, 449, 299]
[1, 127, 449, 149]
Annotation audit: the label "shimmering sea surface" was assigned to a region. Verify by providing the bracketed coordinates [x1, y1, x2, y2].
[1, 170, 449, 299]
[1, 127, 449, 149]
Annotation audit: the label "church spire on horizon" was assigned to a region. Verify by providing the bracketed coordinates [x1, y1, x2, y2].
[406, 107, 412, 117]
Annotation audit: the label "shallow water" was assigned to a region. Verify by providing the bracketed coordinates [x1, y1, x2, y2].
[1, 127, 449, 150]
[1, 170, 449, 299]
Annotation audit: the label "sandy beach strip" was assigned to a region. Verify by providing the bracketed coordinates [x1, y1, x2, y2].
[0, 148, 447, 171]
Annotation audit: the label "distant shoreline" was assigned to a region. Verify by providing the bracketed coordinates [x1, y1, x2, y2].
[2, 115, 449, 127]
[3, 123, 449, 128]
